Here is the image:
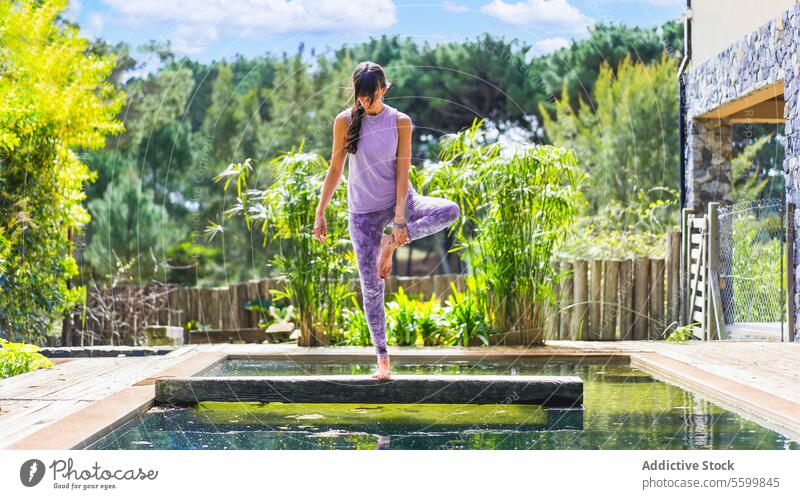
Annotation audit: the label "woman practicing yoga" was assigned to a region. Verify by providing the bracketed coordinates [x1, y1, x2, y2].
[313, 61, 460, 380]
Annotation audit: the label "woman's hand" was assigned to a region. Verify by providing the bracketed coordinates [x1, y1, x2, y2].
[313, 212, 327, 243]
[391, 225, 409, 246]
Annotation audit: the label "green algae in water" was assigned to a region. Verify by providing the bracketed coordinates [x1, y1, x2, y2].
[86, 360, 799, 450]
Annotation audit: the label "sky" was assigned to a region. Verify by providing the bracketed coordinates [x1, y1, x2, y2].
[65, 0, 685, 64]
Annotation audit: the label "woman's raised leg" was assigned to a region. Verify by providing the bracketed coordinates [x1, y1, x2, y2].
[404, 192, 460, 242]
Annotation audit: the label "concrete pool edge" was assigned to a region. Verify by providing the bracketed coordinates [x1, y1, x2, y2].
[155, 374, 584, 408]
[3, 351, 228, 450]
[629, 352, 800, 443]
[5, 347, 800, 449]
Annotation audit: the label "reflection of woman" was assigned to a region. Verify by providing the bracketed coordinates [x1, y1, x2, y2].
[313, 61, 460, 380]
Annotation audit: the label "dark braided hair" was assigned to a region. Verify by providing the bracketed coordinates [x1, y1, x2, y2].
[345, 61, 390, 154]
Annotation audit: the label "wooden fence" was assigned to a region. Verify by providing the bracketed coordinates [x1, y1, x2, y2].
[73, 232, 680, 344]
[545, 231, 680, 341]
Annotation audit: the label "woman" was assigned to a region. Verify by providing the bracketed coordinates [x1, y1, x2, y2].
[313, 61, 460, 380]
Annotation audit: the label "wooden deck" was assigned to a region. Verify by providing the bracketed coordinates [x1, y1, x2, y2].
[1, 340, 798, 449]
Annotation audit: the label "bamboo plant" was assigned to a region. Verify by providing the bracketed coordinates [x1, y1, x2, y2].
[421, 120, 581, 344]
[211, 146, 356, 346]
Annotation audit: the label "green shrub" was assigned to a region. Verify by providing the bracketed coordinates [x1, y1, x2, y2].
[212, 148, 356, 345]
[0, 338, 54, 378]
[665, 323, 696, 343]
[421, 120, 581, 342]
[385, 287, 446, 347]
[337, 296, 371, 347]
[441, 281, 493, 346]
[386, 287, 421, 346]
[0, 0, 123, 342]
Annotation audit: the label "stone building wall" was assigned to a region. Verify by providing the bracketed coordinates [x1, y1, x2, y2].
[683, 2, 800, 340]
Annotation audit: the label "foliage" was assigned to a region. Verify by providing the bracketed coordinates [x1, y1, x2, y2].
[337, 297, 372, 347]
[664, 323, 696, 343]
[541, 55, 679, 216]
[560, 188, 678, 260]
[83, 170, 178, 283]
[386, 287, 424, 346]
[183, 320, 211, 333]
[535, 22, 683, 113]
[212, 149, 356, 345]
[731, 134, 774, 203]
[244, 299, 297, 330]
[68, 21, 680, 287]
[0, 0, 123, 342]
[385, 287, 447, 347]
[420, 120, 581, 342]
[0, 338, 55, 378]
[336, 284, 494, 348]
[441, 280, 494, 347]
[727, 213, 784, 323]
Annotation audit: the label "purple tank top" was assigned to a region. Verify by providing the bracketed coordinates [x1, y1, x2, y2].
[345, 103, 414, 213]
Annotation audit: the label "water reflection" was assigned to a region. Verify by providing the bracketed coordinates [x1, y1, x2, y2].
[86, 360, 798, 450]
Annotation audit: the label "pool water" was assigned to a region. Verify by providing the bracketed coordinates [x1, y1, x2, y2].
[86, 358, 799, 450]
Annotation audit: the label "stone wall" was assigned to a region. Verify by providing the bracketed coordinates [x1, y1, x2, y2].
[683, 1, 800, 340]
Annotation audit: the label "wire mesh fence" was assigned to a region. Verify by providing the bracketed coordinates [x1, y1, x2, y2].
[717, 198, 785, 339]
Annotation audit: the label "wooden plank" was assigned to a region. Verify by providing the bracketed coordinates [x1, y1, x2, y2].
[632, 257, 650, 340]
[453, 274, 466, 294]
[244, 281, 259, 329]
[572, 261, 589, 340]
[649, 259, 665, 339]
[236, 282, 249, 329]
[155, 375, 584, 408]
[618, 260, 634, 340]
[666, 231, 680, 328]
[185, 287, 197, 325]
[601, 260, 620, 341]
[559, 262, 573, 340]
[690, 217, 707, 229]
[688, 224, 706, 340]
[545, 279, 560, 341]
[432, 275, 450, 300]
[727, 98, 785, 124]
[680, 209, 690, 325]
[416, 275, 433, 301]
[696, 81, 784, 120]
[589, 260, 602, 337]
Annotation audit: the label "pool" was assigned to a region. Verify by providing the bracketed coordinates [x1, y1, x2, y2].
[85, 358, 799, 450]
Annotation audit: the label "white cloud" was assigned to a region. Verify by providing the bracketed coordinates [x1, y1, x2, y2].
[65, 0, 82, 20]
[534, 37, 570, 53]
[172, 24, 220, 55]
[102, 0, 397, 36]
[602, 0, 682, 5]
[83, 13, 106, 38]
[442, 1, 470, 13]
[480, 0, 593, 34]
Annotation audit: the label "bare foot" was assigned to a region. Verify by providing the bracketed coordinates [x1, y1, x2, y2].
[378, 233, 397, 279]
[371, 355, 391, 380]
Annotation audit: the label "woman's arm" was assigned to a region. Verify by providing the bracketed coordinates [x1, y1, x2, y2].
[316, 112, 349, 217]
[394, 113, 413, 225]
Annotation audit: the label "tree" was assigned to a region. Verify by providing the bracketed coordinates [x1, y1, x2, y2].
[540, 55, 679, 216]
[0, 0, 123, 342]
[83, 169, 177, 283]
[536, 21, 683, 115]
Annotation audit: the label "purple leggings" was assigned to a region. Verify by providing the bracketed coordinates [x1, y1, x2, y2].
[348, 191, 460, 357]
